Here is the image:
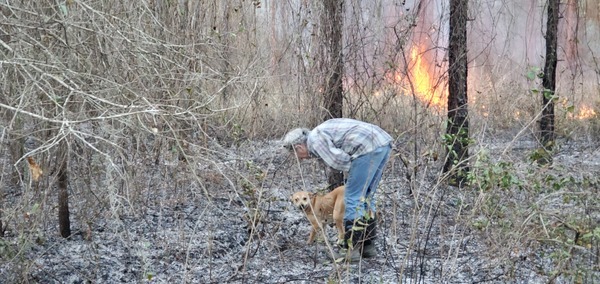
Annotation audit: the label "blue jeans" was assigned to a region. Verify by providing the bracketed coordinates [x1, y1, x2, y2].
[344, 144, 391, 223]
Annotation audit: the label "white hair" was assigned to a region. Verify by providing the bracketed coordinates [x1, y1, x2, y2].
[282, 128, 310, 149]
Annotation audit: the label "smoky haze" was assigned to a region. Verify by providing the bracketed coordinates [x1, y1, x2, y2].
[261, 0, 599, 117]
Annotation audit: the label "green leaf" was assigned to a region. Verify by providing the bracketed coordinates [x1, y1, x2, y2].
[526, 66, 542, 81]
[59, 4, 68, 16]
[542, 89, 555, 100]
[526, 69, 537, 81]
[537, 71, 545, 78]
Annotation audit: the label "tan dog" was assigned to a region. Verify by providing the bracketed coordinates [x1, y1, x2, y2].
[291, 186, 345, 244]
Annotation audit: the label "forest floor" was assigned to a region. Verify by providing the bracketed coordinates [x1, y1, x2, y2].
[1, 136, 599, 283]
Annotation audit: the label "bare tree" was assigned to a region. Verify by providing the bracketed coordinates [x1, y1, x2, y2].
[539, 0, 559, 162]
[444, 0, 470, 185]
[321, 0, 345, 188]
[57, 140, 70, 238]
[321, 0, 344, 121]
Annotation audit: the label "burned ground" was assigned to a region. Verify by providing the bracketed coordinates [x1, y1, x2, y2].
[1, 138, 599, 284]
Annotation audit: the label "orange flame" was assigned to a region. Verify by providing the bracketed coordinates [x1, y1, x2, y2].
[568, 105, 597, 120]
[410, 46, 447, 109]
[387, 44, 447, 109]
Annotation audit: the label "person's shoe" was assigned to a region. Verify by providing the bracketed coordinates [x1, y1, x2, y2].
[361, 218, 377, 258]
[333, 243, 362, 262]
[361, 240, 376, 258]
[333, 219, 367, 262]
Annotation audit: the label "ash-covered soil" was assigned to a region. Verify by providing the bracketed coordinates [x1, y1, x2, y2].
[1, 139, 599, 283]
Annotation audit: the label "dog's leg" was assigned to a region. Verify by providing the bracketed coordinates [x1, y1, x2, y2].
[308, 218, 320, 244]
[333, 215, 345, 245]
[308, 227, 316, 244]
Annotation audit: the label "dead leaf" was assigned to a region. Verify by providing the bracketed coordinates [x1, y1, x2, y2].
[84, 223, 93, 241]
[27, 156, 43, 182]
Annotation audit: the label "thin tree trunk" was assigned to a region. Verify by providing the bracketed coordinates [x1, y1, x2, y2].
[540, 0, 559, 159]
[57, 141, 71, 238]
[322, 0, 344, 121]
[444, 0, 470, 186]
[322, 0, 345, 188]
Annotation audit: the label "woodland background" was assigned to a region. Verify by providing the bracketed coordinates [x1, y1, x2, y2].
[0, 0, 599, 283]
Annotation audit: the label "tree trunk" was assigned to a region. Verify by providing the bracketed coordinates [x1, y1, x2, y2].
[57, 141, 71, 238]
[444, 0, 470, 186]
[540, 0, 559, 160]
[322, 0, 344, 121]
[322, 0, 345, 189]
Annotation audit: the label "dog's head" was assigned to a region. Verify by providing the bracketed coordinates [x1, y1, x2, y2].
[291, 191, 313, 211]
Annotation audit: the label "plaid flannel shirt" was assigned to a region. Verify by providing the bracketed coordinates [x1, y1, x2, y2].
[306, 118, 393, 171]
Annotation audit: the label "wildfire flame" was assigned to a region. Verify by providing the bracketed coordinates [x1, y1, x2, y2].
[387, 44, 447, 109]
[569, 105, 597, 120]
[410, 47, 445, 108]
[371, 43, 599, 122]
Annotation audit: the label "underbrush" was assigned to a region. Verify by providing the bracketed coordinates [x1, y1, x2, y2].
[464, 149, 600, 283]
